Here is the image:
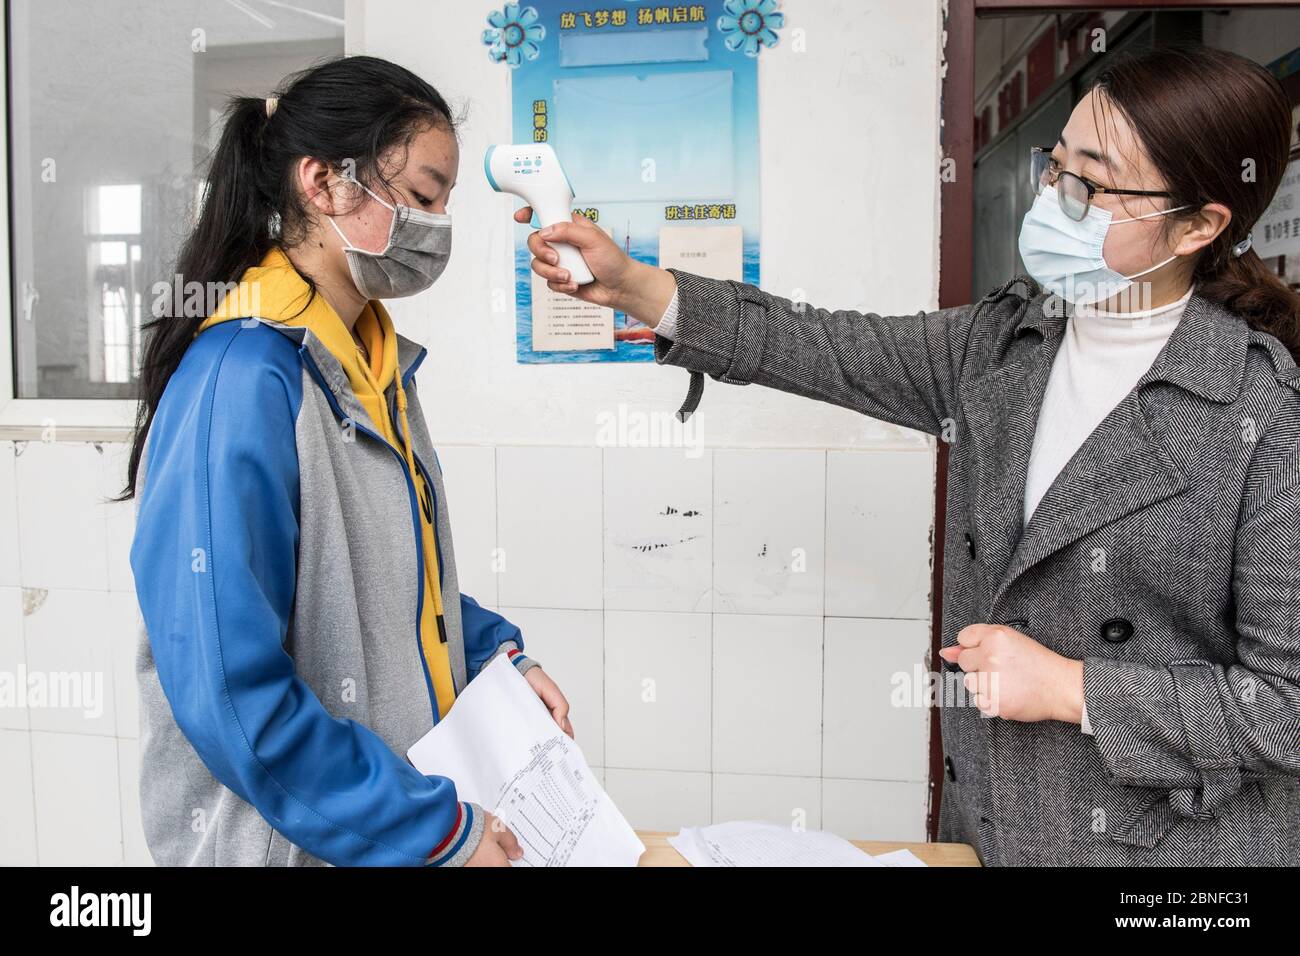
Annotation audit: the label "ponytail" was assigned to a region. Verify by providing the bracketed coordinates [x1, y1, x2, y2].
[124, 97, 274, 497]
[123, 57, 456, 498]
[1196, 245, 1300, 360]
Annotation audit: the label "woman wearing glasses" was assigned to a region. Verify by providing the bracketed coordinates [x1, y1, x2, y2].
[514, 44, 1300, 866]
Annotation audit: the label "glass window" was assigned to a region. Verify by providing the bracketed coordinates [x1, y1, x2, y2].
[7, 0, 345, 399]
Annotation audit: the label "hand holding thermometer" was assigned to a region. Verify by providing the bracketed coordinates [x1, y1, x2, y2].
[485, 143, 595, 285]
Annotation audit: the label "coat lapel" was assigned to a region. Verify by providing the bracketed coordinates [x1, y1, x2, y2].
[975, 290, 1248, 611]
[993, 391, 1186, 609]
[959, 296, 1065, 589]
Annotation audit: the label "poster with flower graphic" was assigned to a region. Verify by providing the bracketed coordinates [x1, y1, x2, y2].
[482, 1, 778, 364]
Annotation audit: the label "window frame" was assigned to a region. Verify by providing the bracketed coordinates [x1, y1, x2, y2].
[0, 3, 359, 441]
[0, 9, 139, 439]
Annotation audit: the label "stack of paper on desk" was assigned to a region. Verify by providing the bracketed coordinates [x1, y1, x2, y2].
[669, 821, 928, 867]
[407, 655, 644, 867]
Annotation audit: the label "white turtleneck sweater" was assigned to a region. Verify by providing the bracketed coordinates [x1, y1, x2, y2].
[655, 283, 1195, 736]
[1023, 284, 1192, 527]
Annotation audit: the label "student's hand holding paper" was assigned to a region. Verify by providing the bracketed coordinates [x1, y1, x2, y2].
[465, 811, 525, 867]
[524, 666, 575, 738]
[515, 206, 677, 326]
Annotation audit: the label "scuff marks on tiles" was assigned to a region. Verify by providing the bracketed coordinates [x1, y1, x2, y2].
[627, 503, 706, 554]
[22, 587, 48, 616]
[629, 535, 702, 554]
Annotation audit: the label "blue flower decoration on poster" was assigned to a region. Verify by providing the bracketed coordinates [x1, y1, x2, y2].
[718, 0, 784, 57]
[483, 4, 545, 68]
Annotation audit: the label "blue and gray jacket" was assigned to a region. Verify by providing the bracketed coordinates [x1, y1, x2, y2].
[131, 319, 536, 866]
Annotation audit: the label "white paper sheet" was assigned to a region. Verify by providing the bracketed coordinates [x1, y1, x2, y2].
[872, 848, 928, 867]
[668, 821, 886, 867]
[407, 656, 644, 867]
[658, 224, 744, 282]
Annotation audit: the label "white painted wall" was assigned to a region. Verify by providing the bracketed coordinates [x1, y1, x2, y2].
[1, 0, 946, 864]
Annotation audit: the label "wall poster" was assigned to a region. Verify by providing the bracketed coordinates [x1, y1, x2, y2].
[481, 1, 782, 363]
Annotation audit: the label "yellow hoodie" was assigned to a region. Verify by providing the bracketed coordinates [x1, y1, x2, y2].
[200, 247, 456, 718]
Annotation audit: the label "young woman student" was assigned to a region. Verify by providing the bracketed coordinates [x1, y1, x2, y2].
[128, 57, 573, 867]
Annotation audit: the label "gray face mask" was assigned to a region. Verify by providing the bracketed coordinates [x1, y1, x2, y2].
[327, 182, 451, 299]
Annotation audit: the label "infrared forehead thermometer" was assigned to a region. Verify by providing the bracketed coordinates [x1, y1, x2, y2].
[485, 143, 595, 285]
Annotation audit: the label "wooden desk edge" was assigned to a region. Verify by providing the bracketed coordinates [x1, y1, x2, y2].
[635, 831, 982, 867]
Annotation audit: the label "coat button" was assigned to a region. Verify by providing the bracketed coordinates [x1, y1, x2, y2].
[1004, 618, 1029, 631]
[965, 532, 977, 560]
[945, 756, 957, 782]
[1101, 617, 1134, 644]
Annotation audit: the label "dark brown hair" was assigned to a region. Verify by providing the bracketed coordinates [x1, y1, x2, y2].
[1090, 44, 1300, 363]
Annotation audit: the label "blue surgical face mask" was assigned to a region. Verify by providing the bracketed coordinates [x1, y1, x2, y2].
[1018, 185, 1191, 306]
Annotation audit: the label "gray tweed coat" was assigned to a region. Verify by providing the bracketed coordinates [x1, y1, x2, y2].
[655, 269, 1300, 866]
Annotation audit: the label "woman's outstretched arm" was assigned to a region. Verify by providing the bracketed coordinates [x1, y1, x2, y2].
[520, 210, 1022, 437]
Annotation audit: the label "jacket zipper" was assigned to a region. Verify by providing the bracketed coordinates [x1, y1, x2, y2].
[298, 348, 442, 718]
[390, 389, 448, 644]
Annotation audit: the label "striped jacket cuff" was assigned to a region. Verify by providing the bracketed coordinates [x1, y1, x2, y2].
[490, 640, 540, 678]
[504, 644, 541, 677]
[426, 801, 485, 867]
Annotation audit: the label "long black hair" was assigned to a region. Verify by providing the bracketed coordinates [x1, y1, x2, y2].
[124, 55, 457, 497]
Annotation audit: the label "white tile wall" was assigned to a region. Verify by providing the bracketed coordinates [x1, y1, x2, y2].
[604, 769, 712, 831]
[433, 445, 498, 607]
[0, 587, 26, 732]
[604, 610, 711, 772]
[826, 450, 935, 618]
[496, 446, 603, 610]
[0, 440, 937, 861]
[4, 439, 144, 865]
[109, 592, 142, 739]
[23, 589, 117, 738]
[0, 729, 38, 865]
[603, 448, 712, 612]
[823, 617, 931, 782]
[31, 730, 123, 866]
[713, 773, 823, 830]
[99, 442, 137, 594]
[713, 449, 826, 615]
[15, 442, 111, 592]
[117, 737, 152, 866]
[823, 779, 931, 843]
[713, 613, 824, 777]
[0, 443, 20, 587]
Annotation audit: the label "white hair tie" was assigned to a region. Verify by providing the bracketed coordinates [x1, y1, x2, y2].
[265, 96, 279, 119]
[1231, 232, 1253, 258]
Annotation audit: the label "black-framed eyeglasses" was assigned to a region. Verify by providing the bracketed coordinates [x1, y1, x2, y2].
[1030, 146, 1173, 222]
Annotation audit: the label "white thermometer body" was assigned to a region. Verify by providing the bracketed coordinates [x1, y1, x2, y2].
[485, 143, 595, 285]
